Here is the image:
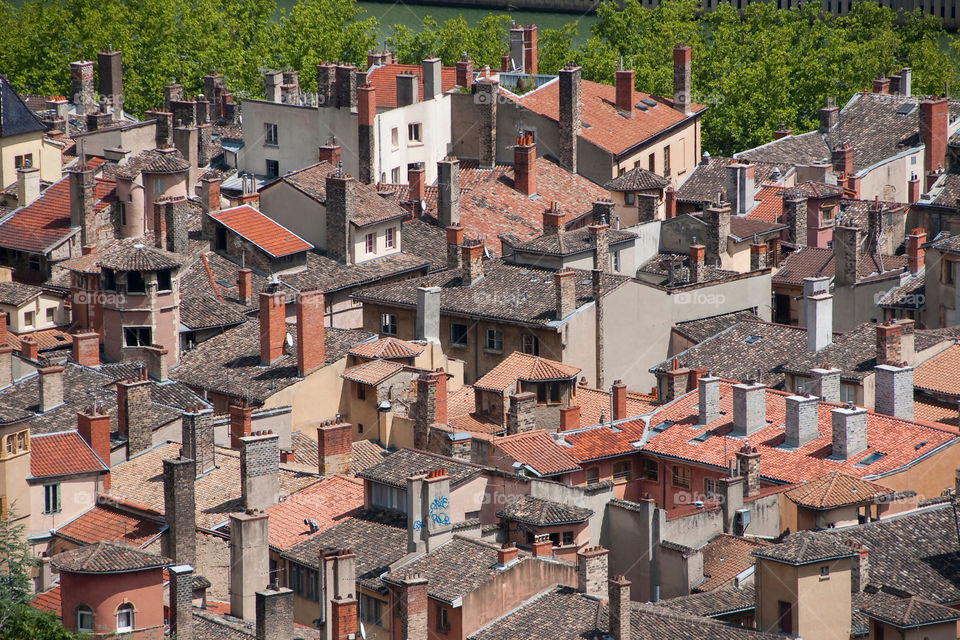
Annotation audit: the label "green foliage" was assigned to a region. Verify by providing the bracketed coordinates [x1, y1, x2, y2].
[386, 13, 511, 68]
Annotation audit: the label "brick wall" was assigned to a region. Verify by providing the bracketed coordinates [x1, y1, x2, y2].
[576, 546, 608, 597]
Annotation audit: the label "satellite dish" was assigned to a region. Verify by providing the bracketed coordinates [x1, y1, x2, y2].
[285, 332, 293, 347]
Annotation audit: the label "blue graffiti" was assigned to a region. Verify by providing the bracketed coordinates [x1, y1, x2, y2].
[412, 519, 423, 531]
[428, 495, 450, 525]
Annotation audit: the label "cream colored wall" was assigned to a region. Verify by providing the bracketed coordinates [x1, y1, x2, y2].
[350, 219, 402, 264]
[796, 560, 852, 640]
[28, 474, 101, 538]
[412, 341, 465, 390]
[0, 423, 31, 527]
[73, 123, 157, 162]
[262, 358, 347, 432]
[2, 292, 68, 333]
[857, 150, 920, 204]
[1, 132, 53, 187]
[614, 119, 700, 189]
[373, 95, 452, 185]
[259, 181, 326, 250]
[40, 139, 62, 183]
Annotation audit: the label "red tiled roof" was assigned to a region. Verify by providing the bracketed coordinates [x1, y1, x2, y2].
[511, 77, 705, 156]
[913, 397, 958, 428]
[210, 205, 312, 258]
[474, 352, 582, 392]
[32, 585, 61, 614]
[264, 475, 364, 550]
[747, 185, 785, 223]
[341, 359, 406, 385]
[55, 505, 165, 548]
[644, 382, 958, 484]
[0, 176, 114, 253]
[784, 471, 894, 509]
[30, 431, 107, 478]
[914, 344, 960, 397]
[575, 386, 657, 426]
[348, 337, 425, 360]
[493, 430, 581, 476]
[555, 419, 647, 463]
[5, 327, 73, 352]
[366, 64, 459, 109]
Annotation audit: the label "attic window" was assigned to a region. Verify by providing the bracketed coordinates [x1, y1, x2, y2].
[744, 335, 762, 344]
[690, 431, 712, 444]
[855, 451, 886, 467]
[895, 103, 916, 116]
[652, 419, 675, 433]
[641, 98, 657, 108]
[581, 121, 592, 129]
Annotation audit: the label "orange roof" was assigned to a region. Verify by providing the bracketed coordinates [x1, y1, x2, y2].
[748, 185, 786, 223]
[784, 471, 894, 509]
[512, 77, 705, 157]
[210, 205, 312, 258]
[264, 475, 363, 550]
[696, 534, 768, 592]
[556, 419, 647, 463]
[644, 382, 958, 484]
[55, 505, 165, 548]
[32, 585, 61, 614]
[366, 64, 459, 109]
[6, 328, 73, 353]
[914, 344, 960, 397]
[575, 386, 657, 426]
[0, 176, 114, 254]
[474, 352, 581, 393]
[30, 431, 107, 478]
[348, 337, 425, 360]
[493, 430, 581, 476]
[341, 359, 405, 386]
[913, 397, 958, 428]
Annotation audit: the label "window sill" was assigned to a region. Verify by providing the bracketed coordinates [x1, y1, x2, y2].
[263, 143, 279, 148]
[449, 343, 468, 350]
[483, 348, 503, 355]
[612, 477, 630, 485]
[408, 141, 424, 148]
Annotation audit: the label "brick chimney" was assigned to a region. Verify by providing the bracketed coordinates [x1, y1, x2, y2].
[181, 408, 215, 477]
[612, 380, 627, 421]
[908, 172, 920, 203]
[318, 420, 352, 475]
[872, 76, 889, 94]
[77, 409, 111, 489]
[438, 157, 460, 228]
[921, 96, 948, 190]
[446, 224, 463, 271]
[199, 175, 221, 213]
[750, 242, 767, 271]
[847, 174, 861, 198]
[163, 455, 196, 566]
[590, 222, 609, 272]
[811, 367, 841, 404]
[319, 141, 342, 166]
[703, 204, 730, 265]
[71, 332, 99, 367]
[555, 269, 576, 320]
[70, 60, 95, 114]
[735, 444, 760, 497]
[229, 400, 253, 449]
[237, 269, 253, 305]
[296, 289, 325, 377]
[665, 186, 677, 219]
[732, 381, 766, 436]
[230, 510, 269, 622]
[820, 101, 839, 133]
[673, 44, 692, 115]
[784, 394, 819, 448]
[461, 240, 484, 285]
[876, 322, 904, 366]
[531, 534, 553, 557]
[408, 165, 425, 209]
[558, 63, 582, 174]
[559, 405, 580, 431]
[414, 370, 448, 449]
[874, 364, 913, 420]
[774, 125, 792, 139]
[832, 142, 853, 176]
[831, 403, 867, 460]
[506, 392, 536, 434]
[240, 432, 280, 511]
[782, 195, 808, 246]
[497, 543, 519, 567]
[615, 67, 634, 114]
[543, 202, 565, 236]
[330, 593, 357, 640]
[576, 546, 608, 597]
[908, 227, 926, 274]
[523, 25, 538, 74]
[169, 564, 194, 640]
[259, 289, 286, 366]
[609, 575, 631, 640]
[514, 133, 537, 195]
[357, 83, 375, 185]
[396, 575, 428, 639]
[21, 336, 38, 361]
[698, 375, 720, 424]
[688, 244, 705, 283]
[118, 375, 153, 456]
[325, 172, 355, 264]
[455, 55, 473, 89]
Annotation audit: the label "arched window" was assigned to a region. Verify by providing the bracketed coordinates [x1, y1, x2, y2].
[116, 603, 134, 632]
[75, 605, 94, 632]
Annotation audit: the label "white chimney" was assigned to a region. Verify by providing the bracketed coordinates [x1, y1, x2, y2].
[873, 364, 914, 420]
[831, 403, 867, 459]
[784, 395, 819, 447]
[732, 382, 766, 436]
[17, 166, 40, 207]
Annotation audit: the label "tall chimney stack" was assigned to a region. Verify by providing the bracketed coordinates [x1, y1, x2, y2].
[672, 44, 692, 115]
[558, 64, 582, 174]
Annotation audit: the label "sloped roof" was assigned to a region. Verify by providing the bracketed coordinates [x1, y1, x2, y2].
[914, 344, 960, 397]
[604, 167, 670, 191]
[96, 239, 187, 272]
[784, 471, 895, 509]
[497, 495, 593, 526]
[0, 281, 42, 306]
[0, 75, 47, 137]
[340, 358, 405, 386]
[29, 431, 108, 478]
[348, 336, 425, 360]
[115, 148, 190, 180]
[54, 504, 165, 548]
[264, 475, 363, 550]
[474, 351, 581, 392]
[512, 227, 636, 258]
[772, 246, 908, 287]
[492, 430, 581, 476]
[695, 535, 768, 592]
[858, 592, 960, 628]
[751, 533, 857, 566]
[357, 448, 482, 489]
[210, 205, 313, 258]
[672, 309, 759, 344]
[51, 541, 171, 574]
[366, 63, 459, 108]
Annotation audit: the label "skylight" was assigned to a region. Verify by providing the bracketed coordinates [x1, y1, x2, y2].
[855, 451, 886, 467]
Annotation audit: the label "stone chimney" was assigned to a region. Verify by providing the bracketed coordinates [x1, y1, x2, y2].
[416, 286, 441, 343]
[70, 60, 95, 114]
[665, 186, 677, 219]
[673, 44, 692, 115]
[908, 228, 926, 274]
[874, 364, 914, 420]
[455, 55, 474, 89]
[920, 96, 949, 190]
[144, 345, 168, 382]
[38, 366, 64, 413]
[77, 409, 111, 489]
[543, 203, 564, 236]
[555, 269, 576, 320]
[523, 24, 538, 74]
[558, 64, 582, 173]
[831, 403, 867, 459]
[259, 289, 286, 366]
[438, 157, 460, 228]
[461, 239, 484, 285]
[750, 241, 767, 271]
[173, 125, 199, 190]
[609, 574, 631, 640]
[784, 394, 819, 448]
[118, 376, 153, 456]
[144, 110, 173, 148]
[832, 141, 854, 176]
[414, 370, 448, 449]
[406, 469, 453, 552]
[240, 432, 280, 511]
[229, 400, 253, 449]
[689, 244, 705, 283]
[720, 475, 744, 534]
[476, 78, 498, 169]
[181, 408, 215, 477]
[317, 421, 352, 475]
[846, 542, 870, 593]
[833, 224, 859, 288]
[16, 166, 40, 207]
[506, 391, 536, 434]
[876, 322, 904, 366]
[396, 73, 419, 107]
[357, 83, 375, 185]
[396, 575, 428, 640]
[735, 444, 760, 497]
[703, 204, 730, 265]
[820, 100, 839, 133]
[169, 564, 195, 640]
[615, 67, 634, 115]
[200, 175, 221, 213]
[230, 510, 269, 622]
[422, 58, 442, 100]
[725, 162, 756, 216]
[783, 195, 807, 246]
[592, 198, 614, 225]
[732, 381, 766, 436]
[281, 69, 299, 105]
[325, 171, 354, 264]
[576, 546, 608, 597]
[296, 290, 325, 377]
[811, 367, 841, 404]
[69, 168, 97, 246]
[97, 49, 123, 118]
[805, 288, 833, 353]
[698, 375, 720, 424]
[263, 70, 282, 102]
[612, 380, 627, 421]
[72, 333, 100, 367]
[872, 76, 889, 94]
[163, 456, 196, 566]
[446, 224, 463, 271]
[514, 133, 537, 195]
[590, 222, 610, 273]
[559, 405, 580, 431]
[256, 584, 293, 640]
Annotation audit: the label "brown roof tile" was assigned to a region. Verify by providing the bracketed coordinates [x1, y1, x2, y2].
[772, 246, 908, 287]
[51, 541, 171, 573]
[496, 495, 592, 526]
[695, 535, 768, 592]
[784, 471, 894, 509]
[492, 430, 581, 476]
[348, 336, 425, 360]
[54, 504, 165, 548]
[341, 359, 406, 386]
[914, 344, 960, 397]
[115, 148, 190, 180]
[474, 351, 581, 392]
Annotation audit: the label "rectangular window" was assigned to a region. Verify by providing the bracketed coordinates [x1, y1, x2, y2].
[648, 153, 655, 172]
[370, 482, 407, 513]
[380, 313, 397, 335]
[643, 459, 659, 482]
[436, 604, 450, 633]
[536, 382, 561, 405]
[585, 467, 600, 485]
[14, 153, 33, 169]
[289, 563, 319, 601]
[613, 461, 632, 482]
[485, 329, 503, 352]
[365, 232, 376, 254]
[562, 530, 574, 545]
[521, 334, 539, 356]
[157, 269, 172, 291]
[663, 145, 671, 176]
[385, 227, 396, 249]
[127, 270, 146, 294]
[45, 308, 55, 324]
[123, 326, 152, 347]
[391, 167, 400, 183]
[265, 159, 279, 178]
[357, 383, 366, 400]
[624, 192, 636, 206]
[613, 251, 621, 272]
[778, 601, 793, 634]
[119, 202, 127, 226]
[704, 477, 721, 500]
[820, 565, 830, 577]
[408, 122, 422, 142]
[23, 311, 34, 329]
[942, 260, 954, 285]
[264, 123, 278, 146]
[360, 594, 385, 627]
[43, 483, 60, 514]
[840, 384, 857, 404]
[671, 465, 691, 489]
[28, 256, 41, 272]
[391, 127, 399, 148]
[450, 323, 468, 347]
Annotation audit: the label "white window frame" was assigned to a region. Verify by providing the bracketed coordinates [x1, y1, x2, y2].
[116, 603, 134, 632]
[385, 226, 396, 249]
[365, 232, 376, 254]
[264, 122, 278, 146]
[76, 605, 94, 632]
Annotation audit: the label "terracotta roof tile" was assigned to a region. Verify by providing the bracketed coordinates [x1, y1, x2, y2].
[54, 504, 165, 548]
[575, 386, 657, 425]
[784, 471, 895, 509]
[29, 431, 107, 478]
[474, 352, 581, 392]
[492, 430, 581, 476]
[914, 344, 960, 397]
[51, 541, 171, 573]
[348, 336, 425, 360]
[341, 359, 406, 385]
[264, 475, 363, 550]
[366, 63, 458, 109]
[695, 535, 768, 592]
[555, 419, 646, 463]
[115, 148, 190, 180]
[913, 397, 958, 428]
[210, 205, 312, 258]
[31, 585, 60, 614]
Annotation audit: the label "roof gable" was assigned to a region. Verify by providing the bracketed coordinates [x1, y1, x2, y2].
[0, 76, 47, 138]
